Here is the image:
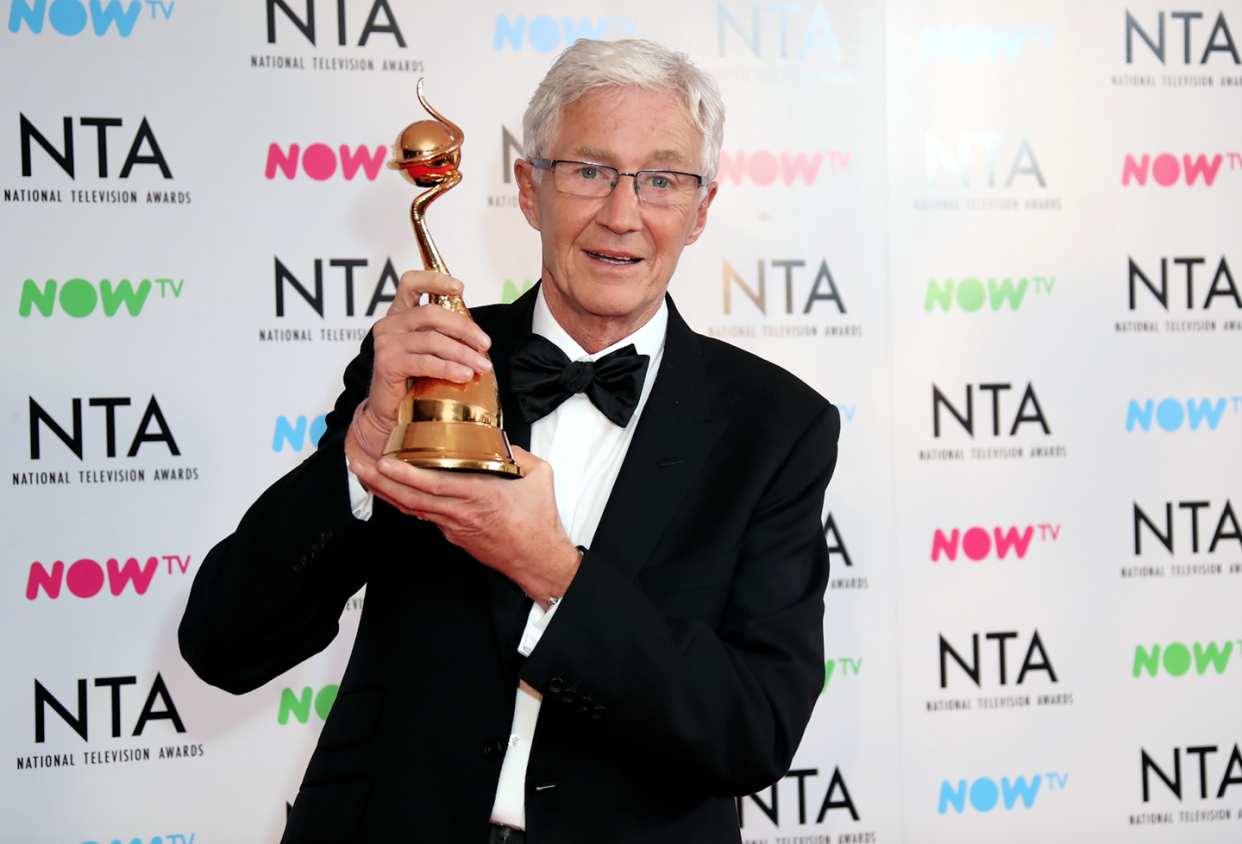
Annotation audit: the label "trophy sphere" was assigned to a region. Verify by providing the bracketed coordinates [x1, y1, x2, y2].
[393, 120, 463, 187]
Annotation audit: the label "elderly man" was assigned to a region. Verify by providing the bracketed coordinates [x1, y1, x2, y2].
[180, 38, 839, 844]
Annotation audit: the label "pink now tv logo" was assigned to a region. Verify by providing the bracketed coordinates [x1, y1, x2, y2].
[26, 554, 191, 599]
[931, 524, 1060, 561]
[717, 150, 849, 186]
[266, 143, 387, 181]
[1122, 153, 1226, 186]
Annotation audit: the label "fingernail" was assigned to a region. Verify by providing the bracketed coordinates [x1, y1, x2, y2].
[478, 356, 493, 372]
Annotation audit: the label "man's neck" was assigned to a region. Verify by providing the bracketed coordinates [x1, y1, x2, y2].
[540, 279, 664, 355]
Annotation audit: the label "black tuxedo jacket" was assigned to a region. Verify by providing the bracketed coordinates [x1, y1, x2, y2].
[180, 287, 840, 844]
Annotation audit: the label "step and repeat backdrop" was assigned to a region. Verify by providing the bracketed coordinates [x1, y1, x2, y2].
[3, 1, 1240, 842]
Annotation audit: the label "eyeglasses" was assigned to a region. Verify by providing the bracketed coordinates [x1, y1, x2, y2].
[531, 158, 705, 207]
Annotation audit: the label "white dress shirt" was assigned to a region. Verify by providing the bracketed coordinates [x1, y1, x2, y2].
[347, 286, 667, 830]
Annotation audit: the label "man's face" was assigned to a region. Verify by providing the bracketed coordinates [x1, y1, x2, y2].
[516, 87, 717, 335]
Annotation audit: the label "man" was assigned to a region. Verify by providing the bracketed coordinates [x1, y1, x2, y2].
[180, 39, 839, 844]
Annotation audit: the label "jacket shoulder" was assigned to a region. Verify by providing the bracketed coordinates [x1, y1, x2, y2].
[696, 333, 833, 421]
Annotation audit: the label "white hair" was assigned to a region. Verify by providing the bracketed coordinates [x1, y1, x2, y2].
[522, 39, 726, 182]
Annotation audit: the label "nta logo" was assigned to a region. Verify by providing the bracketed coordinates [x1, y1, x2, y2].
[266, 0, 406, 47]
[8, 0, 163, 37]
[1125, 11, 1241, 65]
[1134, 640, 1236, 677]
[737, 766, 858, 827]
[918, 25, 1051, 63]
[1141, 744, 1242, 802]
[1129, 256, 1239, 310]
[19, 114, 171, 179]
[1134, 500, 1241, 555]
[27, 554, 191, 599]
[925, 276, 1052, 312]
[940, 630, 1057, 688]
[933, 383, 1050, 438]
[925, 131, 1045, 188]
[274, 256, 401, 317]
[931, 524, 1059, 562]
[1122, 153, 1227, 186]
[722, 258, 845, 315]
[1125, 397, 1236, 431]
[34, 673, 185, 742]
[28, 395, 179, 458]
[717, 2, 843, 61]
[20, 277, 182, 318]
[494, 14, 635, 51]
[266, 143, 387, 181]
[939, 773, 1064, 814]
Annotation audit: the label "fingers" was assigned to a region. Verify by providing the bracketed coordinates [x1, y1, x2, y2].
[375, 296, 492, 354]
[388, 270, 465, 316]
[373, 327, 493, 385]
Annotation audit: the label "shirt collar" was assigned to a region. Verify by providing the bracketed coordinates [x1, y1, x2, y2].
[531, 284, 668, 363]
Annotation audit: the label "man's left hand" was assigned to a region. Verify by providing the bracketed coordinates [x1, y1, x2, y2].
[351, 446, 580, 608]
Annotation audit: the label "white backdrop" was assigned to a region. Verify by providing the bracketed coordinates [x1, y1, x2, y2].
[3, 1, 1241, 842]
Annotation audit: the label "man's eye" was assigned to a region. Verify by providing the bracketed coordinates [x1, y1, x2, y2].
[575, 167, 601, 180]
[648, 175, 673, 190]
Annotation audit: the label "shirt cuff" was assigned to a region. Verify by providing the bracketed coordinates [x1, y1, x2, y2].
[345, 455, 374, 522]
[517, 598, 562, 656]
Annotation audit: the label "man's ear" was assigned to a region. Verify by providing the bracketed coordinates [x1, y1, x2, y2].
[683, 181, 718, 246]
[515, 159, 542, 232]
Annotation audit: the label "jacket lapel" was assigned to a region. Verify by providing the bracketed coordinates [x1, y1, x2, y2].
[588, 297, 728, 582]
[476, 285, 539, 670]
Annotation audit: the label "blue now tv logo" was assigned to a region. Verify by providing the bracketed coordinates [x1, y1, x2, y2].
[74, 837, 194, 844]
[1126, 397, 1237, 432]
[7, 0, 168, 37]
[939, 773, 1065, 813]
[918, 25, 1051, 63]
[273, 415, 326, 452]
[493, 14, 635, 51]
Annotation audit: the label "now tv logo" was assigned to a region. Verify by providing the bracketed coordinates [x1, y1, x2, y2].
[1122, 153, 1229, 186]
[717, 150, 849, 186]
[931, 524, 1059, 562]
[274, 414, 326, 452]
[266, 143, 387, 181]
[26, 554, 191, 600]
[939, 773, 1063, 814]
[1126, 397, 1235, 431]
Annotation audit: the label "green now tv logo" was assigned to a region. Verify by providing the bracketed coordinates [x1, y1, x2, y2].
[1134, 641, 1239, 677]
[278, 685, 337, 724]
[19, 277, 183, 318]
[924, 276, 1053, 312]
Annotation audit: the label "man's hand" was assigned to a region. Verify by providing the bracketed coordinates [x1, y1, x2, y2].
[350, 447, 580, 607]
[348, 270, 495, 460]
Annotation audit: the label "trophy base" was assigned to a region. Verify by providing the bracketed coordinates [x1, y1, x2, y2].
[383, 419, 523, 478]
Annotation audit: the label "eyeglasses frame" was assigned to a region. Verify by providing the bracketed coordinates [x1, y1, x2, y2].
[529, 158, 706, 205]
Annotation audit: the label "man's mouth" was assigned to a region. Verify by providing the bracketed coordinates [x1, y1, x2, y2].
[585, 250, 642, 265]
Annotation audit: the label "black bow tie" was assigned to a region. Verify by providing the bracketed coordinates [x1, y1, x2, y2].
[509, 333, 650, 428]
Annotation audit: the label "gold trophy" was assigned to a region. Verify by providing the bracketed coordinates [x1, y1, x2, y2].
[382, 79, 522, 477]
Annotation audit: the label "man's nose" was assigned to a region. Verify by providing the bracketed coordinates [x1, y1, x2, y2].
[594, 174, 643, 232]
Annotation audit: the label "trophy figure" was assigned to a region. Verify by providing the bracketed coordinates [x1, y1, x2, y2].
[382, 79, 522, 477]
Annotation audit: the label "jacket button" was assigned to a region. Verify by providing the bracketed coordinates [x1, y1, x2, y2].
[319, 528, 333, 542]
[576, 695, 592, 713]
[292, 554, 310, 574]
[311, 540, 325, 554]
[483, 739, 505, 759]
[547, 677, 564, 694]
[591, 705, 606, 720]
[561, 688, 577, 705]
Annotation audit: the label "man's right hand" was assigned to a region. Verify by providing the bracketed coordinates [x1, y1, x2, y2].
[346, 270, 494, 468]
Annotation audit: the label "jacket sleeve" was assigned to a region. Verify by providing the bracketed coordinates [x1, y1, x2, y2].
[518, 402, 839, 797]
[178, 335, 378, 695]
